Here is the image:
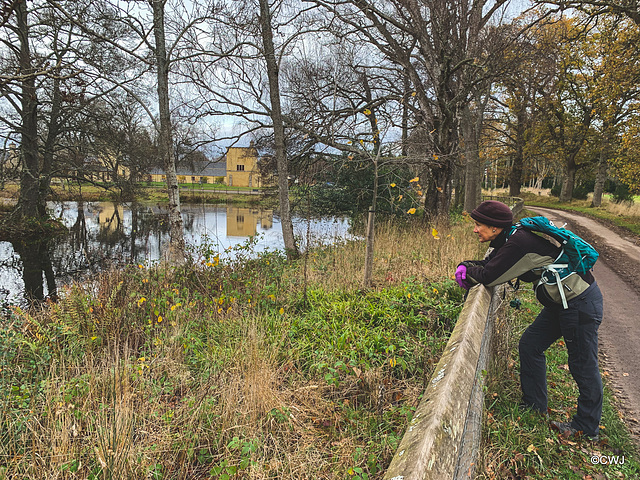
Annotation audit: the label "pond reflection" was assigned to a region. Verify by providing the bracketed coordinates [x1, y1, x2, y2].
[0, 201, 353, 308]
[9, 238, 57, 304]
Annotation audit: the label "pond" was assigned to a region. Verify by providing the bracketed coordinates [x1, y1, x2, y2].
[0, 201, 355, 308]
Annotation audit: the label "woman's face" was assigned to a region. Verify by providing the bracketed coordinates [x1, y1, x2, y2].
[473, 221, 503, 243]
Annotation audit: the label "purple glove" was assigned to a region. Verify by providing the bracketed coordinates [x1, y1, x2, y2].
[455, 264, 469, 290]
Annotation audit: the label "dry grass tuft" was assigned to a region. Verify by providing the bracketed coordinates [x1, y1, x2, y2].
[599, 197, 640, 217]
[306, 217, 484, 290]
[221, 323, 281, 427]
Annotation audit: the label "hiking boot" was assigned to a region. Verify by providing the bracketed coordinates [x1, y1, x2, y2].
[550, 420, 599, 441]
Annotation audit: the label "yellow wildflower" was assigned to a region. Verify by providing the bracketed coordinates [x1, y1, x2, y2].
[407, 208, 416, 215]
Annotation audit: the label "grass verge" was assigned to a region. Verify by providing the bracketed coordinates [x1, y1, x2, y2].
[479, 288, 640, 479]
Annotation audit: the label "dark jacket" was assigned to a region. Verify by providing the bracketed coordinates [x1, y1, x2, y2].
[461, 227, 595, 307]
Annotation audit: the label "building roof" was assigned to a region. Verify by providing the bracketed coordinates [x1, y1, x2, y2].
[149, 158, 226, 177]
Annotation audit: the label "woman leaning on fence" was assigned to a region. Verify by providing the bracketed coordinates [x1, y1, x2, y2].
[454, 200, 604, 441]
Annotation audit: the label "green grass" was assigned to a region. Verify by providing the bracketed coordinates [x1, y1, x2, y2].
[143, 181, 262, 192]
[479, 288, 640, 479]
[0, 229, 465, 479]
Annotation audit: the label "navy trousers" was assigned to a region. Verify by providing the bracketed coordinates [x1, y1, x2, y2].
[518, 282, 604, 437]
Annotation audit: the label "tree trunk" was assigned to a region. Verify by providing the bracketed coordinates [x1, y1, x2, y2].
[401, 75, 410, 157]
[258, 0, 298, 259]
[509, 114, 526, 197]
[40, 72, 63, 207]
[362, 156, 379, 288]
[424, 162, 453, 220]
[15, 0, 44, 219]
[592, 130, 611, 208]
[592, 153, 608, 208]
[152, 0, 185, 265]
[559, 156, 577, 202]
[461, 106, 482, 212]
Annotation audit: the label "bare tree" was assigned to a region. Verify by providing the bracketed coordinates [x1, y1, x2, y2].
[2, 0, 43, 219]
[0, 0, 149, 224]
[257, 0, 298, 258]
[151, 0, 185, 263]
[309, 0, 510, 218]
[182, 0, 327, 258]
[47, 0, 217, 262]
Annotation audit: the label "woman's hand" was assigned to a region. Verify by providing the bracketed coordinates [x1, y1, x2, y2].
[455, 264, 469, 290]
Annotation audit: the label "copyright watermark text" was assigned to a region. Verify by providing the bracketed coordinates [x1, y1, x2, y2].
[591, 455, 625, 465]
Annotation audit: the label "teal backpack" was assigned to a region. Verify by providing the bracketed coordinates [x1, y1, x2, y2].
[509, 216, 599, 308]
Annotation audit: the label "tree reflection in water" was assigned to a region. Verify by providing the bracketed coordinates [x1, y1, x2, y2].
[1, 201, 351, 309]
[10, 238, 57, 305]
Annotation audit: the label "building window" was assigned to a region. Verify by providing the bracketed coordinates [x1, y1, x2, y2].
[236, 164, 245, 171]
[191, 176, 196, 182]
[237, 214, 244, 223]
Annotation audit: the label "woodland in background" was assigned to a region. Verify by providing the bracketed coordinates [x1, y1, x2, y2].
[2, 0, 640, 242]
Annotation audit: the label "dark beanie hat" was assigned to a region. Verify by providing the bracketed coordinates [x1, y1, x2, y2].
[470, 200, 513, 228]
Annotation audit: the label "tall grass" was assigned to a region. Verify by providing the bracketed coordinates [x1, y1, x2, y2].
[306, 216, 485, 291]
[0, 217, 476, 479]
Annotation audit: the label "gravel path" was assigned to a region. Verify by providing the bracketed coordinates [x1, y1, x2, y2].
[527, 206, 640, 446]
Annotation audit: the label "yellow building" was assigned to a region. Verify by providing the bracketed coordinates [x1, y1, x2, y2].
[98, 202, 124, 232]
[225, 146, 265, 188]
[82, 155, 130, 183]
[148, 160, 226, 184]
[226, 207, 274, 236]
